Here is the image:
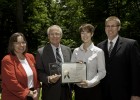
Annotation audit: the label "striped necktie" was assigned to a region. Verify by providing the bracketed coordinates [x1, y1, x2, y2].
[56, 48, 62, 63]
[108, 41, 113, 57]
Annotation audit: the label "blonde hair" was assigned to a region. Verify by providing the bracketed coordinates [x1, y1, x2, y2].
[105, 16, 121, 26]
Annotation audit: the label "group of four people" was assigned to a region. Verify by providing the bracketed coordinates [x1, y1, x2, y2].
[1, 16, 140, 100]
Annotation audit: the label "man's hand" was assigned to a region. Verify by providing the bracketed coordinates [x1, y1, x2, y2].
[49, 74, 61, 83]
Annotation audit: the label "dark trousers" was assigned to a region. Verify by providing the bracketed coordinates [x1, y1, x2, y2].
[74, 84, 102, 100]
[27, 96, 33, 100]
[26, 88, 34, 100]
[60, 84, 72, 100]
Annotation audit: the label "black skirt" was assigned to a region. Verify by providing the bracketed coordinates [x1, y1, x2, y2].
[26, 88, 34, 100]
[74, 84, 102, 100]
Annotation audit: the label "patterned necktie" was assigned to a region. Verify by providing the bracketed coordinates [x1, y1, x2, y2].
[56, 48, 62, 63]
[108, 41, 113, 57]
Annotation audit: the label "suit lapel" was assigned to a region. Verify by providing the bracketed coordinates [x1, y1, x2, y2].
[101, 40, 108, 57]
[25, 54, 38, 87]
[25, 54, 35, 74]
[61, 45, 67, 62]
[45, 44, 56, 63]
[108, 37, 122, 61]
[13, 56, 27, 86]
[101, 40, 110, 63]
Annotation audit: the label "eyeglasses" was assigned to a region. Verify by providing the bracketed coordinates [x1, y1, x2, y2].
[49, 33, 61, 37]
[81, 31, 91, 34]
[105, 25, 119, 28]
[14, 41, 26, 45]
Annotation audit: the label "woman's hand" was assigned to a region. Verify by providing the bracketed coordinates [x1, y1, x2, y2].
[28, 90, 39, 100]
[32, 90, 38, 100]
[79, 80, 88, 88]
[76, 60, 84, 64]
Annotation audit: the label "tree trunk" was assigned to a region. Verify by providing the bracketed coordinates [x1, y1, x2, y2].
[16, 0, 23, 32]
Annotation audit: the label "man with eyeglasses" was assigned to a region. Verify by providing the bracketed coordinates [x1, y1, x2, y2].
[97, 16, 140, 100]
[36, 25, 72, 100]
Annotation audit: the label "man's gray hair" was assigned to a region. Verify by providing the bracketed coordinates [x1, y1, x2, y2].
[47, 25, 63, 35]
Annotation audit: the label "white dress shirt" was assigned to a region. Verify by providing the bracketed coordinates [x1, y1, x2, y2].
[51, 44, 64, 63]
[71, 43, 106, 88]
[108, 35, 118, 50]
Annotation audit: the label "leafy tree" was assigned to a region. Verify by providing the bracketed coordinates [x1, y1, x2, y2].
[23, 0, 50, 54]
[45, 0, 86, 48]
[17, 0, 24, 32]
[81, 0, 140, 44]
[0, 0, 17, 74]
[1, 0, 140, 59]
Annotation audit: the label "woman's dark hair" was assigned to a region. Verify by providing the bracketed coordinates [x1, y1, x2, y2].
[8, 32, 28, 55]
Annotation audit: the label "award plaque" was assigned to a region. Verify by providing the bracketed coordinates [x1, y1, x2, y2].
[49, 63, 61, 75]
[61, 63, 87, 83]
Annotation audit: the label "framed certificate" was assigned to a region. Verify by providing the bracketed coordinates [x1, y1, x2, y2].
[61, 63, 87, 83]
[49, 63, 61, 75]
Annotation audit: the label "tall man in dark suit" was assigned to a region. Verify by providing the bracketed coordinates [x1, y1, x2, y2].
[97, 16, 140, 100]
[36, 25, 72, 100]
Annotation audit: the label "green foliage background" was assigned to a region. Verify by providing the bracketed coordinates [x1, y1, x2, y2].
[1, 0, 140, 55]
[0, 0, 140, 99]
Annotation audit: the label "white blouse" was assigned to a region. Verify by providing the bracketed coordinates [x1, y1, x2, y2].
[19, 59, 34, 88]
[71, 43, 106, 88]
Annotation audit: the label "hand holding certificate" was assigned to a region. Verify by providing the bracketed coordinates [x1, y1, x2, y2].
[49, 63, 61, 75]
[49, 63, 61, 83]
[61, 63, 87, 83]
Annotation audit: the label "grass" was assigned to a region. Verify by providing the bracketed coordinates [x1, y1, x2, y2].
[0, 88, 75, 100]
[38, 89, 75, 100]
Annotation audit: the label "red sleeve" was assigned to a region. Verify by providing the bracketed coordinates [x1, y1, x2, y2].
[1, 55, 30, 99]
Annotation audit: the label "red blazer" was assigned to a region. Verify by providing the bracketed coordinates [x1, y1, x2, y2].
[1, 53, 40, 100]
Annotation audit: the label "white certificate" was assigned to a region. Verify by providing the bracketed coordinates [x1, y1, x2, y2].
[61, 63, 87, 83]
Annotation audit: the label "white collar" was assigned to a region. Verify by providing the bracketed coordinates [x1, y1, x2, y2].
[108, 35, 118, 44]
[80, 42, 95, 51]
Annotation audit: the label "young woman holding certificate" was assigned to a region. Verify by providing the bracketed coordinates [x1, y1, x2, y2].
[71, 24, 106, 100]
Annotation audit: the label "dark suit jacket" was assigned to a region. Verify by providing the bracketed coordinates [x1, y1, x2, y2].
[97, 36, 140, 100]
[36, 43, 72, 100]
[1, 53, 40, 100]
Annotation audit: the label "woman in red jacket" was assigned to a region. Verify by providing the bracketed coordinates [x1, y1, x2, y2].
[1, 32, 40, 100]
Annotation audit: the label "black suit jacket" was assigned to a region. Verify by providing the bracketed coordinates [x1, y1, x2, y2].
[97, 36, 140, 100]
[36, 43, 72, 100]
